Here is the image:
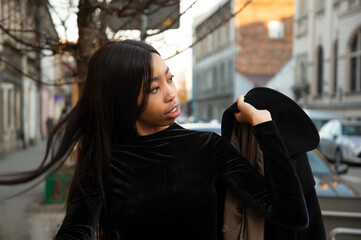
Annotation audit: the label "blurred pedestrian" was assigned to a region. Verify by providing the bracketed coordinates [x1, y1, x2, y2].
[0, 40, 308, 240]
[46, 117, 54, 136]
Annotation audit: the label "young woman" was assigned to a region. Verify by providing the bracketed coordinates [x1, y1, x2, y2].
[0, 40, 308, 240]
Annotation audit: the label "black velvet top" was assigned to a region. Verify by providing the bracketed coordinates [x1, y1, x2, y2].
[54, 121, 308, 240]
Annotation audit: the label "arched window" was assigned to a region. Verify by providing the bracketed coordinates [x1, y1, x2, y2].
[350, 29, 361, 92]
[220, 62, 225, 84]
[317, 46, 323, 95]
[333, 41, 338, 94]
[301, 62, 306, 83]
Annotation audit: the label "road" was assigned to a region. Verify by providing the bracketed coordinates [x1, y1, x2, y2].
[0, 141, 64, 240]
[339, 164, 361, 194]
[0, 141, 360, 240]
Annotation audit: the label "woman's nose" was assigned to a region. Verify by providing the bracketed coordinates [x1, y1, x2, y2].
[165, 85, 176, 102]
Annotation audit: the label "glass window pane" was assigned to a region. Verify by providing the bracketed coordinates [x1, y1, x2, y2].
[351, 34, 357, 52]
[359, 56, 361, 90]
[307, 151, 332, 175]
[318, 47, 323, 94]
[268, 20, 284, 39]
[333, 42, 338, 93]
[351, 57, 357, 91]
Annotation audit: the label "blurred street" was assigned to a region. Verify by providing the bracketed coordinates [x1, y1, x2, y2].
[0, 140, 360, 240]
[339, 165, 361, 194]
[0, 0, 360, 239]
[0, 141, 64, 240]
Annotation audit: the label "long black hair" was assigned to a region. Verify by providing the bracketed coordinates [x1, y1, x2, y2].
[0, 40, 160, 239]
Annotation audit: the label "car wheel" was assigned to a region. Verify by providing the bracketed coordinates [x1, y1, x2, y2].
[335, 149, 343, 164]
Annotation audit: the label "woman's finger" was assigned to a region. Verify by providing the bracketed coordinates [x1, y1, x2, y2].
[236, 95, 245, 106]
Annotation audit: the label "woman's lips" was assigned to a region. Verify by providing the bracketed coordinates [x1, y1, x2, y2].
[166, 105, 181, 119]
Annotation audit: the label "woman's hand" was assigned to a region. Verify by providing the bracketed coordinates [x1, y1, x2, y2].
[234, 95, 272, 126]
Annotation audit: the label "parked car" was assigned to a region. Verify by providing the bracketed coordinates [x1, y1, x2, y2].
[180, 122, 221, 135]
[307, 149, 359, 197]
[181, 123, 359, 194]
[309, 149, 361, 240]
[303, 109, 342, 131]
[182, 123, 361, 239]
[318, 119, 361, 164]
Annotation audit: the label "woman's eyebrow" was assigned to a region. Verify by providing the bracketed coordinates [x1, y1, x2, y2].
[151, 67, 169, 82]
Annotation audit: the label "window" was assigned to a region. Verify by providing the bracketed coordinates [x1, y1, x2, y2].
[228, 60, 233, 83]
[212, 30, 218, 49]
[225, 21, 230, 43]
[333, 41, 338, 94]
[348, 0, 358, 8]
[220, 62, 225, 84]
[220, 24, 226, 45]
[267, 20, 284, 39]
[207, 70, 212, 89]
[1, 89, 7, 130]
[350, 29, 361, 92]
[197, 40, 201, 58]
[195, 72, 200, 92]
[315, 0, 325, 12]
[8, 89, 12, 128]
[207, 35, 212, 54]
[201, 39, 206, 57]
[213, 66, 218, 87]
[317, 46, 324, 95]
[16, 90, 21, 129]
[333, 0, 341, 5]
[301, 62, 307, 83]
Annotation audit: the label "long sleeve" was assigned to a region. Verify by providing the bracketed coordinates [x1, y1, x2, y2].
[54, 189, 103, 240]
[216, 121, 309, 230]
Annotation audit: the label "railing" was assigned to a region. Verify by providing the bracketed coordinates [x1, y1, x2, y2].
[328, 227, 361, 240]
[322, 210, 361, 218]
[44, 165, 74, 204]
[319, 197, 361, 240]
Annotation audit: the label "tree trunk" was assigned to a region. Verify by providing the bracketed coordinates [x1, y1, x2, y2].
[76, 0, 99, 96]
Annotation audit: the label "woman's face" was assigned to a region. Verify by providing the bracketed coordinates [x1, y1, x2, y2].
[135, 53, 180, 136]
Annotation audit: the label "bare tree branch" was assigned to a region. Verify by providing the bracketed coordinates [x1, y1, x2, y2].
[47, 1, 69, 40]
[0, 23, 77, 54]
[145, 0, 197, 39]
[164, 0, 252, 60]
[88, 0, 134, 16]
[0, 56, 83, 86]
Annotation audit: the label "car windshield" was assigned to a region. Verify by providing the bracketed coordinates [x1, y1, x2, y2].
[180, 123, 221, 135]
[311, 119, 330, 131]
[196, 128, 221, 135]
[307, 151, 333, 175]
[342, 124, 361, 136]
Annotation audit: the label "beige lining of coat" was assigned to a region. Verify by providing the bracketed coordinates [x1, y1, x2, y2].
[222, 121, 265, 240]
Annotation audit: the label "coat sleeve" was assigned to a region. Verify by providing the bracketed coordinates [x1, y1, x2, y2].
[53, 189, 103, 240]
[215, 121, 309, 230]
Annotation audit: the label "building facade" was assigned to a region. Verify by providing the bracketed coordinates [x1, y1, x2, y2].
[0, 0, 60, 156]
[193, 0, 295, 122]
[193, 0, 235, 122]
[293, 0, 361, 120]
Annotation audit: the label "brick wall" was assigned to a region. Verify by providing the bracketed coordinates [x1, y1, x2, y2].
[235, 0, 294, 86]
[237, 17, 293, 75]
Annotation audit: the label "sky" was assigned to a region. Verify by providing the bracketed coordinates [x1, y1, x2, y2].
[48, 0, 224, 65]
[48, 0, 225, 97]
[48, 0, 223, 46]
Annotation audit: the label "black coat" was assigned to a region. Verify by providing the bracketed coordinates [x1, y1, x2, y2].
[219, 100, 326, 240]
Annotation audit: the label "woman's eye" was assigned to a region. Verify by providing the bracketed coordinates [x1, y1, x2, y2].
[168, 75, 174, 83]
[150, 86, 159, 93]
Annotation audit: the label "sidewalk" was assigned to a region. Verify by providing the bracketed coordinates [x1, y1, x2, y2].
[0, 141, 65, 240]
